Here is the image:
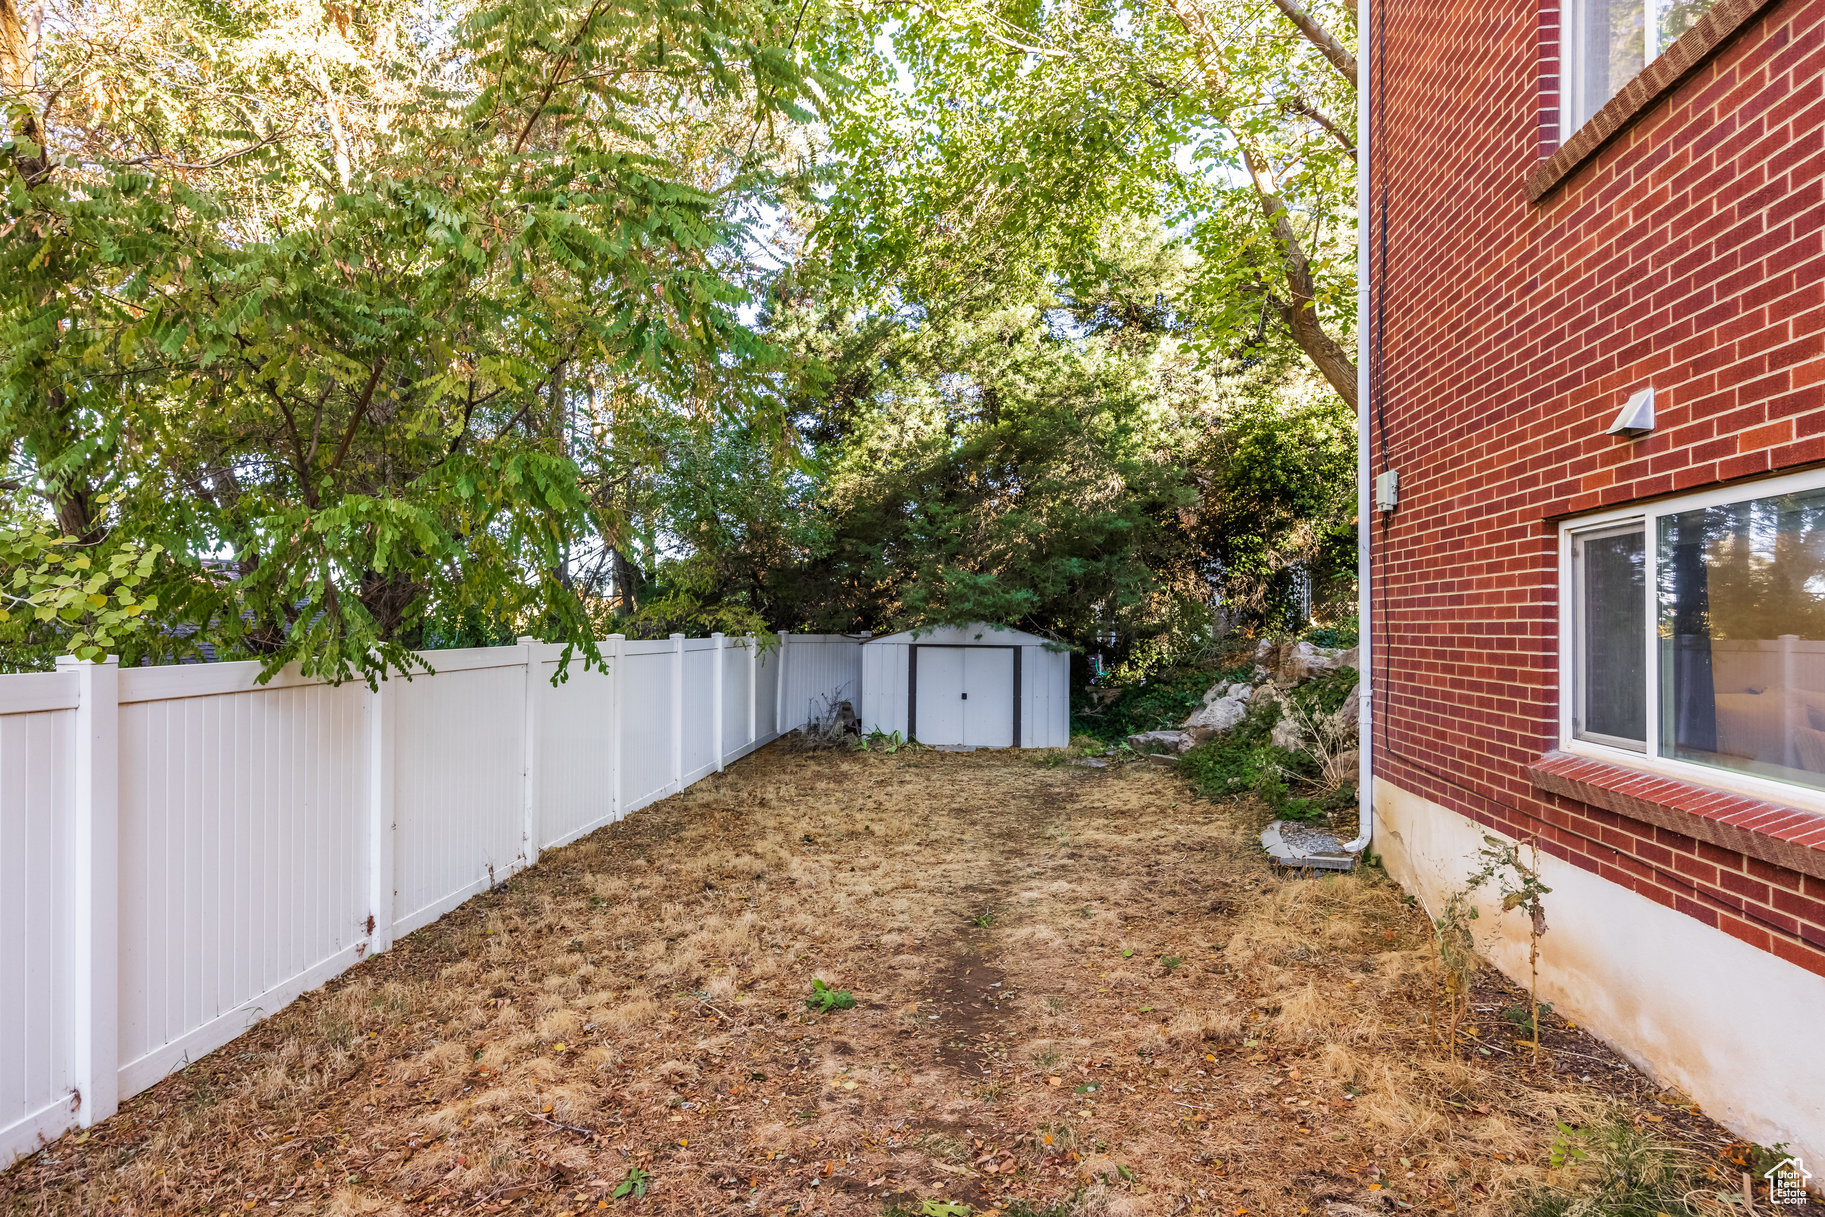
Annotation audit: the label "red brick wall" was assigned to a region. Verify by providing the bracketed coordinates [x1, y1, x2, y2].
[1371, 0, 1825, 975]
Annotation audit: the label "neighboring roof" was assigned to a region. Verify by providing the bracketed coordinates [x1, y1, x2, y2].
[864, 624, 1054, 647]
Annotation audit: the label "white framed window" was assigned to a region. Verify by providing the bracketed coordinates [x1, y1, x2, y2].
[1561, 468, 1825, 807]
[1561, 0, 1719, 136]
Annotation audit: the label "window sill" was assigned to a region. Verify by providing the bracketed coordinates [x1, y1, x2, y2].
[1529, 750, 1825, 881]
[1526, 0, 1786, 202]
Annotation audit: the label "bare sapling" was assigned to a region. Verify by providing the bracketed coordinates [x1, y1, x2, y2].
[1467, 835, 1551, 1062]
[1430, 888, 1480, 1053]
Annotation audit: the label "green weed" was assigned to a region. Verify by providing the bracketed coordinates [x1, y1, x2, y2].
[1519, 1118, 1735, 1217]
[1503, 1001, 1553, 1037]
[804, 978, 856, 1013]
[882, 1201, 974, 1217]
[612, 1166, 651, 1199]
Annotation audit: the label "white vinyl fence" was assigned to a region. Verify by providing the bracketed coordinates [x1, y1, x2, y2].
[0, 631, 862, 1166]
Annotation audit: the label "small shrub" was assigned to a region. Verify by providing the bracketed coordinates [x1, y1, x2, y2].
[1302, 617, 1359, 649]
[1176, 701, 1282, 796]
[1178, 668, 1360, 825]
[1071, 666, 1250, 745]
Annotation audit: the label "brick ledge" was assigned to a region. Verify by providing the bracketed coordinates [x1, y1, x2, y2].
[1529, 751, 1825, 881]
[1526, 0, 1786, 202]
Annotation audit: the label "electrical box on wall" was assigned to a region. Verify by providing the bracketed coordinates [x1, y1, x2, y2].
[1375, 469, 1400, 513]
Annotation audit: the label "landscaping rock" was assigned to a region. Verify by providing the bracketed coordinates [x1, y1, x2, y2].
[1329, 683, 1361, 740]
[1276, 641, 1354, 683]
[1270, 714, 1306, 751]
[1127, 729, 1193, 754]
[1181, 680, 1251, 733]
[1144, 751, 1180, 767]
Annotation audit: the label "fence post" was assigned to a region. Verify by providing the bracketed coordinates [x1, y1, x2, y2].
[518, 637, 543, 869]
[747, 634, 758, 749]
[712, 632, 726, 772]
[59, 655, 120, 1128]
[775, 631, 790, 733]
[608, 634, 625, 820]
[671, 633, 685, 793]
[366, 674, 396, 957]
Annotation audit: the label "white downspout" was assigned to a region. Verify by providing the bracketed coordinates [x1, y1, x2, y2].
[1345, 0, 1374, 855]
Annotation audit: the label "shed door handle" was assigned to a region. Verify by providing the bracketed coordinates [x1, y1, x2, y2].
[961, 692, 968, 700]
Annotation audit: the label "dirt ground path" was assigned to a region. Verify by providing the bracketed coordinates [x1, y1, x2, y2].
[0, 744, 1785, 1217]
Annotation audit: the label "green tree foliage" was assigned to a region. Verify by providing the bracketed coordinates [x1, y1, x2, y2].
[621, 221, 1353, 655]
[1, 0, 829, 680]
[1193, 357, 1357, 628]
[1, 0, 1358, 677]
[812, 0, 1360, 405]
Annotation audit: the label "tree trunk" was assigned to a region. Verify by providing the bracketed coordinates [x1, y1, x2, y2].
[548, 360, 570, 588]
[1268, 0, 1358, 88]
[1166, 0, 1360, 408]
[0, 0, 47, 179]
[611, 545, 635, 615]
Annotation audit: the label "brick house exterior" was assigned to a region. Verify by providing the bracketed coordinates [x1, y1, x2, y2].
[1369, 0, 1824, 1160]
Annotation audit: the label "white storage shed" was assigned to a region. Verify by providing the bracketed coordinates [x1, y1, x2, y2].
[860, 624, 1070, 749]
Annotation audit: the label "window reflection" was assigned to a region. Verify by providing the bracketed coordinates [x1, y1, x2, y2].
[1565, 0, 1719, 132]
[1658, 487, 1825, 788]
[1578, 529, 1646, 744]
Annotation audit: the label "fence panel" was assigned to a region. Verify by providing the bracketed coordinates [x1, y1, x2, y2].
[0, 677, 78, 1162]
[681, 642, 718, 784]
[780, 635, 865, 731]
[115, 668, 369, 1097]
[536, 647, 618, 850]
[618, 642, 676, 812]
[754, 642, 781, 742]
[721, 638, 756, 762]
[391, 654, 526, 936]
[0, 630, 863, 1167]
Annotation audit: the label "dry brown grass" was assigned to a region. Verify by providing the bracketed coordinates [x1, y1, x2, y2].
[0, 745, 1752, 1217]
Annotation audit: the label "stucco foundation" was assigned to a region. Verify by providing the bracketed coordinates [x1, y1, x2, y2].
[1374, 779, 1825, 1168]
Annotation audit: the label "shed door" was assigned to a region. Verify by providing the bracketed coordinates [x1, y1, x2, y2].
[962, 648, 1015, 747]
[912, 646, 1016, 747]
[915, 647, 966, 746]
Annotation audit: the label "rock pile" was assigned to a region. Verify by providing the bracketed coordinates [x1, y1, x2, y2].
[1122, 638, 1360, 759]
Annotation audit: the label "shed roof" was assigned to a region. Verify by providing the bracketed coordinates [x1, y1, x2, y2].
[864, 623, 1053, 647]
